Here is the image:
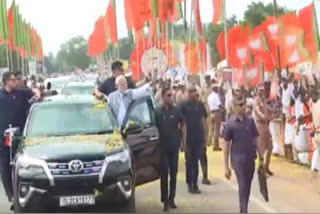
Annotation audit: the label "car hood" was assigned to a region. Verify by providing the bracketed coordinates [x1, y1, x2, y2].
[22, 132, 124, 161]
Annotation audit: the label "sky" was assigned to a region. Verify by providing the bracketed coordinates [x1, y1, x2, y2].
[7, 0, 319, 56]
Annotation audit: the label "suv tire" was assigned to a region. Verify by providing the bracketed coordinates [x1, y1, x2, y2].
[121, 187, 136, 213]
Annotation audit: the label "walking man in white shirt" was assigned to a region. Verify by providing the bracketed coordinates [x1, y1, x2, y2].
[208, 84, 223, 151]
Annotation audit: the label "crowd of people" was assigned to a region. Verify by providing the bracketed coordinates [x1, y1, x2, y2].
[137, 65, 320, 213]
[1, 60, 320, 213]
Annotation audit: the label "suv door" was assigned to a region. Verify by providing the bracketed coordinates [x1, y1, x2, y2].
[122, 96, 160, 186]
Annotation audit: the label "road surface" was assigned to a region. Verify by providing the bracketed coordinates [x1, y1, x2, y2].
[1, 148, 320, 213]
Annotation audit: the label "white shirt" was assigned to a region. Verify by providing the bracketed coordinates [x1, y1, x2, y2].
[282, 83, 293, 107]
[207, 91, 221, 111]
[109, 83, 150, 126]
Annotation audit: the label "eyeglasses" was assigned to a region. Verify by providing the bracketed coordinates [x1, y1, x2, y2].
[166, 93, 173, 98]
[188, 89, 196, 93]
[8, 78, 16, 82]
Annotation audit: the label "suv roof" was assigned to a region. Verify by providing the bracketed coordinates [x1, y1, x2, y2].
[64, 81, 95, 87]
[41, 95, 102, 105]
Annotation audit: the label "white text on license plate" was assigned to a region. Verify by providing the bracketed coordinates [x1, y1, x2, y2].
[59, 195, 95, 207]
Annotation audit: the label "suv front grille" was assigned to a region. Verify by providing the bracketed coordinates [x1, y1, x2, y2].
[47, 160, 104, 176]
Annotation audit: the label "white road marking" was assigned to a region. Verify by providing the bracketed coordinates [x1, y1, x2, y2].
[222, 180, 278, 213]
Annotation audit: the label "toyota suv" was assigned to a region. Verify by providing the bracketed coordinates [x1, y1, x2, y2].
[10, 95, 160, 213]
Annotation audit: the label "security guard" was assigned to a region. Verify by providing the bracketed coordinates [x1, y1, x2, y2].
[0, 71, 40, 208]
[155, 86, 187, 212]
[223, 96, 264, 213]
[180, 85, 207, 194]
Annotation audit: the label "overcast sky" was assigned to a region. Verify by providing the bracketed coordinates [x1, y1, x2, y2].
[7, 0, 319, 55]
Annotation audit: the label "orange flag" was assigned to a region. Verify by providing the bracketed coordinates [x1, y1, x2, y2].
[212, 0, 223, 25]
[227, 25, 250, 68]
[298, 3, 320, 63]
[105, 0, 118, 44]
[194, 0, 202, 34]
[216, 31, 225, 60]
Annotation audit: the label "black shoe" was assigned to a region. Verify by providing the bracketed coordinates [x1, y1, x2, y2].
[10, 204, 14, 211]
[191, 185, 201, 194]
[163, 203, 169, 212]
[202, 179, 212, 185]
[187, 183, 192, 193]
[168, 200, 177, 209]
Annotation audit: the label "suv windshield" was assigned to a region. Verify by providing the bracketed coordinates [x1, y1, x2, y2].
[26, 103, 116, 137]
[61, 86, 94, 95]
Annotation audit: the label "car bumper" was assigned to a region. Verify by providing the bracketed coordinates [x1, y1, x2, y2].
[16, 169, 133, 208]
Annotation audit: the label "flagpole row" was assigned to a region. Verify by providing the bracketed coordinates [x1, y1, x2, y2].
[223, 0, 229, 67]
[188, 0, 195, 74]
[5, 45, 10, 70]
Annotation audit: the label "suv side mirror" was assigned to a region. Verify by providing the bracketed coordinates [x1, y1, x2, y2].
[4, 127, 21, 150]
[121, 121, 144, 138]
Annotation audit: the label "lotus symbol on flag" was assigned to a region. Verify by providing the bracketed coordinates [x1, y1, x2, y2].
[237, 48, 247, 61]
[288, 50, 300, 64]
[249, 39, 261, 50]
[286, 35, 297, 46]
[268, 24, 279, 39]
[247, 68, 257, 80]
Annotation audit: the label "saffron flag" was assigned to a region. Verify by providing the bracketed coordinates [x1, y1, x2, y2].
[216, 31, 225, 60]
[212, 0, 223, 25]
[105, 0, 118, 44]
[298, 3, 320, 63]
[124, 0, 152, 31]
[194, 0, 202, 34]
[227, 24, 250, 68]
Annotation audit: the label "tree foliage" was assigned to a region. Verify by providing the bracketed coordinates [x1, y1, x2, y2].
[243, 2, 288, 28]
[55, 36, 90, 73]
[44, 52, 55, 73]
[204, 1, 288, 67]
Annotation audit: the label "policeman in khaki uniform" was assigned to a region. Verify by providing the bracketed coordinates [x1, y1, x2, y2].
[253, 82, 274, 176]
[201, 75, 213, 146]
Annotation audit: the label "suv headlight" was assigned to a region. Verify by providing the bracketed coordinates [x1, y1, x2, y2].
[105, 148, 130, 164]
[17, 155, 46, 177]
[99, 148, 131, 184]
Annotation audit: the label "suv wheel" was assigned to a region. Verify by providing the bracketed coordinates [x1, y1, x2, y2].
[121, 187, 136, 213]
[13, 188, 29, 213]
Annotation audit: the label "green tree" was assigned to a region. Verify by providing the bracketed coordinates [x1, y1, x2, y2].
[55, 36, 90, 73]
[44, 52, 55, 73]
[244, 2, 288, 28]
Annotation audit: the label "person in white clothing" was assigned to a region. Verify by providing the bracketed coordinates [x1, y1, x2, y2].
[108, 75, 152, 126]
[207, 84, 223, 151]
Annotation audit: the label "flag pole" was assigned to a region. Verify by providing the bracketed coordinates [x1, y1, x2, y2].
[172, 22, 174, 67]
[5, 45, 10, 70]
[223, 0, 229, 67]
[188, 0, 194, 74]
[9, 48, 13, 71]
[273, 0, 282, 79]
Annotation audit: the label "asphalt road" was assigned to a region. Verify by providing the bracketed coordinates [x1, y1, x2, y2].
[1, 148, 320, 213]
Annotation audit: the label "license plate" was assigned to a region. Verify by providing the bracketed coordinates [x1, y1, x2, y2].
[59, 195, 95, 207]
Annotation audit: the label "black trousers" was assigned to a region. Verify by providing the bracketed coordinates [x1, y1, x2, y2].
[200, 147, 208, 180]
[231, 154, 255, 214]
[185, 144, 203, 186]
[160, 148, 179, 203]
[0, 148, 13, 201]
